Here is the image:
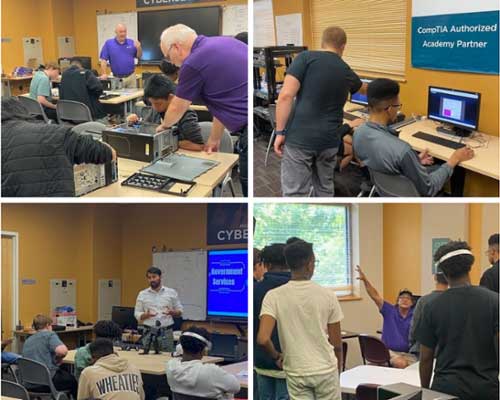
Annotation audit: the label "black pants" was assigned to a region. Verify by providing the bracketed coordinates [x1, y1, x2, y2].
[52, 368, 78, 398]
[43, 106, 58, 122]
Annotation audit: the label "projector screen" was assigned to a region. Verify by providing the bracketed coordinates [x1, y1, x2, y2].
[138, 7, 222, 63]
[207, 249, 248, 320]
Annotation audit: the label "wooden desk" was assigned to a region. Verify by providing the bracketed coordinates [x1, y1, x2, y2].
[63, 349, 223, 375]
[2, 396, 23, 400]
[85, 150, 238, 198]
[398, 119, 499, 181]
[221, 361, 248, 388]
[14, 326, 93, 353]
[100, 89, 144, 115]
[340, 365, 420, 394]
[2, 75, 33, 96]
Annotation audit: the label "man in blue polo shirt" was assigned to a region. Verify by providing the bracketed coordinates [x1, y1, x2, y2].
[156, 24, 248, 196]
[356, 265, 416, 368]
[99, 24, 142, 88]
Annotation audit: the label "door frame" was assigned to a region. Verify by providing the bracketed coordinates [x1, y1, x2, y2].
[2, 231, 19, 351]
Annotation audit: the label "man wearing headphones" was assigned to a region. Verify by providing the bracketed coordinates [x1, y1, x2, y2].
[166, 326, 240, 399]
[415, 241, 499, 400]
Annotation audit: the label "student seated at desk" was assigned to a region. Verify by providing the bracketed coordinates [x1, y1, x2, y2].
[126, 74, 204, 151]
[1, 98, 116, 197]
[22, 314, 78, 398]
[28, 61, 60, 121]
[78, 338, 145, 400]
[166, 326, 240, 399]
[415, 240, 499, 400]
[352, 79, 474, 196]
[60, 57, 108, 124]
[159, 59, 179, 83]
[74, 320, 122, 380]
[1, 337, 20, 364]
[356, 266, 416, 368]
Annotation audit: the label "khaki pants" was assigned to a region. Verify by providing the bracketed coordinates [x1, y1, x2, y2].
[121, 73, 137, 89]
[286, 372, 341, 400]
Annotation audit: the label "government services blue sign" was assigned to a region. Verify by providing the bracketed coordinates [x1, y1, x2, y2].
[412, 10, 499, 74]
[207, 204, 248, 245]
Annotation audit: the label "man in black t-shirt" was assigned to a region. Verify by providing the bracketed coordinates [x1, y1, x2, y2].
[274, 26, 367, 197]
[480, 233, 499, 293]
[415, 240, 499, 400]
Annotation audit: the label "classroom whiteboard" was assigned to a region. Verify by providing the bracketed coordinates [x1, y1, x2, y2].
[97, 12, 138, 59]
[222, 5, 248, 36]
[152, 250, 207, 321]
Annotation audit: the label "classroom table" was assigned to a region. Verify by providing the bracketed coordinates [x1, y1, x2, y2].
[341, 330, 359, 339]
[84, 149, 239, 198]
[221, 361, 248, 388]
[99, 89, 144, 116]
[340, 365, 420, 394]
[13, 325, 93, 353]
[63, 349, 223, 375]
[2, 396, 23, 400]
[2, 75, 33, 96]
[344, 106, 500, 195]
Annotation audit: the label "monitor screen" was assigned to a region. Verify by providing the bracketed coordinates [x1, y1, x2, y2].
[111, 306, 138, 330]
[427, 86, 480, 130]
[138, 7, 222, 63]
[207, 249, 248, 320]
[350, 78, 372, 105]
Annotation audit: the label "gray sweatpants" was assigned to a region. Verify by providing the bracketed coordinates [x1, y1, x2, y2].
[281, 144, 338, 197]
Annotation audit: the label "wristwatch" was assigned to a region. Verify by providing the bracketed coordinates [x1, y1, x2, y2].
[275, 129, 286, 136]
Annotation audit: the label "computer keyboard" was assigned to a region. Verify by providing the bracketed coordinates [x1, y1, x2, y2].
[389, 116, 419, 130]
[344, 112, 361, 121]
[100, 94, 120, 100]
[412, 131, 465, 149]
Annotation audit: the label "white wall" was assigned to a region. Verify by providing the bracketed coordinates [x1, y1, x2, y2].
[420, 204, 468, 294]
[342, 204, 383, 369]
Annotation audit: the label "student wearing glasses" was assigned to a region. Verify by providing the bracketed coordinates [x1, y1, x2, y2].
[352, 79, 474, 196]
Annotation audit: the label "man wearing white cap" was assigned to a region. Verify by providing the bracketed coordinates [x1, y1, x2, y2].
[415, 240, 499, 400]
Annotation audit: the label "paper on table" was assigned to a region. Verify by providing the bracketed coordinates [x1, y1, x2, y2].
[275, 13, 303, 46]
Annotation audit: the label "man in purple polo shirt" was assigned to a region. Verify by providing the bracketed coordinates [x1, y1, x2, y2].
[356, 266, 417, 368]
[99, 24, 142, 88]
[156, 24, 248, 196]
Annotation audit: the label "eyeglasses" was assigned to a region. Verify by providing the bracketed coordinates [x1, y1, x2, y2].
[385, 103, 403, 111]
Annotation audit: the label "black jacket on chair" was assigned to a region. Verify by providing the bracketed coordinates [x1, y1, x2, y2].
[1, 102, 112, 197]
[60, 65, 106, 120]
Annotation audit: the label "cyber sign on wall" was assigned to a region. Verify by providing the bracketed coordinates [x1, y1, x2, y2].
[412, 0, 499, 74]
[207, 204, 248, 245]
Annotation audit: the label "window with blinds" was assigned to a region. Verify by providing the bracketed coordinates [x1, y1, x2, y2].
[254, 204, 353, 296]
[310, 0, 407, 79]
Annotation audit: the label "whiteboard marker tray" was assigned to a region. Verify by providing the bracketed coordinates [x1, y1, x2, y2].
[141, 153, 220, 182]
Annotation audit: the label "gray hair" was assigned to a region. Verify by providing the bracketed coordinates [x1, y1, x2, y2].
[160, 24, 197, 47]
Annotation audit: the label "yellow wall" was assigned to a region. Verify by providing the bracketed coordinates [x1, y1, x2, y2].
[383, 204, 422, 301]
[1, 204, 246, 332]
[382, 203, 494, 297]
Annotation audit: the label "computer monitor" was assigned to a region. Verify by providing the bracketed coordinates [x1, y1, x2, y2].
[206, 249, 248, 322]
[350, 78, 372, 106]
[111, 306, 138, 330]
[427, 86, 480, 136]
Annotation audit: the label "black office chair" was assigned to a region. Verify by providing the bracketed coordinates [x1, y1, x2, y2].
[17, 358, 70, 399]
[18, 95, 51, 123]
[369, 169, 420, 197]
[56, 99, 92, 125]
[342, 341, 348, 372]
[1, 380, 30, 400]
[358, 334, 391, 367]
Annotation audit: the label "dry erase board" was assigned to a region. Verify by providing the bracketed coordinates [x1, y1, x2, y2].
[97, 12, 138, 60]
[152, 250, 207, 320]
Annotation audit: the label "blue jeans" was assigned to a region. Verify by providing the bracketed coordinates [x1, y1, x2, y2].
[1, 351, 20, 364]
[256, 373, 289, 400]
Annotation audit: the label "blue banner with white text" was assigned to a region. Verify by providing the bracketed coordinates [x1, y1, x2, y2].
[412, 10, 499, 74]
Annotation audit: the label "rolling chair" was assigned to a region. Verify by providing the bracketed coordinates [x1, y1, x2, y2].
[17, 96, 51, 123]
[342, 341, 348, 372]
[199, 121, 237, 197]
[17, 358, 70, 400]
[56, 100, 92, 125]
[369, 169, 420, 197]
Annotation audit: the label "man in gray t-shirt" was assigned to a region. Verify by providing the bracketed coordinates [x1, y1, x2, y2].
[408, 272, 448, 355]
[22, 314, 77, 397]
